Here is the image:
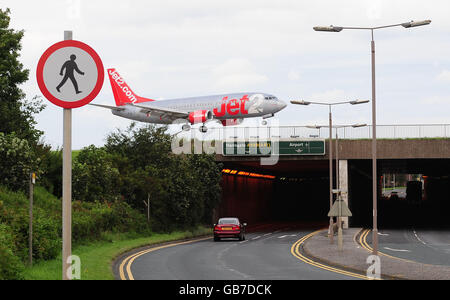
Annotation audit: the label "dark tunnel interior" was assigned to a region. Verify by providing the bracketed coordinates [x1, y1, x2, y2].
[216, 160, 331, 228]
[216, 159, 450, 229]
[349, 159, 450, 229]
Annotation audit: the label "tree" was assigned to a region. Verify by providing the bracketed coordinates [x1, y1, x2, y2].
[73, 145, 120, 203]
[0, 8, 45, 146]
[0, 132, 37, 191]
[0, 8, 49, 192]
[104, 123, 223, 231]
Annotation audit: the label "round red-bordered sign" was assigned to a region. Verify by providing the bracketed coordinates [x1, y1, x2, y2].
[36, 40, 104, 109]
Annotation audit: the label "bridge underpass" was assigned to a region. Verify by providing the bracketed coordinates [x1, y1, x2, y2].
[212, 132, 450, 230]
[217, 160, 330, 227]
[351, 158, 450, 229]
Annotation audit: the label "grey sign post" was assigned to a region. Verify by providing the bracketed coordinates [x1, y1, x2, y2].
[29, 172, 35, 266]
[62, 30, 73, 281]
[36, 31, 104, 279]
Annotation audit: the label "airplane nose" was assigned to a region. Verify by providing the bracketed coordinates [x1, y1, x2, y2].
[279, 100, 287, 110]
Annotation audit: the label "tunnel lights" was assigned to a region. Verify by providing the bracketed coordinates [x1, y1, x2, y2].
[222, 169, 275, 179]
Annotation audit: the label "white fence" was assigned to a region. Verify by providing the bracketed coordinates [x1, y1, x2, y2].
[186, 124, 450, 141]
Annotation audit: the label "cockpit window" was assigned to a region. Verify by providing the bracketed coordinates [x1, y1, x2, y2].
[264, 96, 277, 100]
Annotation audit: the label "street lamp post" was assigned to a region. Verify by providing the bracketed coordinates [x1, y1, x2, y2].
[291, 99, 368, 243]
[307, 123, 367, 250]
[313, 19, 431, 255]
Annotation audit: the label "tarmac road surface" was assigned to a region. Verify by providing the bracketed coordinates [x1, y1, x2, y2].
[365, 228, 450, 266]
[116, 226, 361, 280]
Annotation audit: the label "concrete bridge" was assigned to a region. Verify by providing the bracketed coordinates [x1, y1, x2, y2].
[205, 125, 450, 229]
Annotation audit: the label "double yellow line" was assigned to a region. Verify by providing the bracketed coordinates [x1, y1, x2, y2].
[359, 229, 373, 252]
[291, 230, 371, 280]
[359, 229, 416, 264]
[119, 236, 211, 280]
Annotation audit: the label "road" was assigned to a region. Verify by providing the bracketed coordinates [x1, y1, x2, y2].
[365, 228, 450, 266]
[118, 227, 360, 280]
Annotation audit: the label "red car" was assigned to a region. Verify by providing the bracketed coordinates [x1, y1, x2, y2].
[213, 217, 247, 241]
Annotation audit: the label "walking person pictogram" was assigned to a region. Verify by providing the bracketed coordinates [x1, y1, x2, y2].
[56, 54, 84, 94]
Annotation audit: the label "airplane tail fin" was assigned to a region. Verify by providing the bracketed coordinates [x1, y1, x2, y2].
[107, 68, 154, 106]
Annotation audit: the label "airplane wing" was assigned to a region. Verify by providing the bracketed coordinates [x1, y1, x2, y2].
[90, 102, 191, 121]
[132, 103, 189, 120]
[89, 103, 126, 111]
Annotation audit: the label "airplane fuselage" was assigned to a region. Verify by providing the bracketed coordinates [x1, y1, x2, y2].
[113, 92, 286, 124]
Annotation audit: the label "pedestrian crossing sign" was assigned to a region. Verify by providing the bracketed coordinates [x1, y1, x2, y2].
[36, 39, 104, 109]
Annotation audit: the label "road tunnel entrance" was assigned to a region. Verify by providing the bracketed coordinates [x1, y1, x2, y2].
[348, 159, 450, 229]
[216, 160, 331, 228]
[215, 158, 450, 230]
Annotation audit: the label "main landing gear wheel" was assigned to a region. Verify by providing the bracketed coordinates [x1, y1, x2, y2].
[199, 125, 208, 133]
[182, 124, 191, 131]
[261, 120, 268, 126]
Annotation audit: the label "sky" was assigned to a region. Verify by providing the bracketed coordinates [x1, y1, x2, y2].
[2, 0, 449, 149]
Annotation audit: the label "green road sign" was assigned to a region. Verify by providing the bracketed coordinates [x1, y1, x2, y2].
[222, 140, 325, 156]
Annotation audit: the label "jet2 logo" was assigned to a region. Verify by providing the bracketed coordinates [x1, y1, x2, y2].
[213, 95, 249, 117]
[109, 69, 137, 103]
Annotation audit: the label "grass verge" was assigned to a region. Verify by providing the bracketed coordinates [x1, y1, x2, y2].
[23, 226, 211, 280]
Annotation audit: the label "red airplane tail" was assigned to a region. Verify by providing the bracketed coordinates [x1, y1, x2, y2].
[107, 68, 154, 106]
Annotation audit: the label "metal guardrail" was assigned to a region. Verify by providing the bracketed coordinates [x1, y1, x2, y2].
[184, 124, 450, 140]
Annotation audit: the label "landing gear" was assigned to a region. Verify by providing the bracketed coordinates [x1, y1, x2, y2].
[182, 124, 191, 131]
[261, 113, 274, 126]
[199, 125, 208, 133]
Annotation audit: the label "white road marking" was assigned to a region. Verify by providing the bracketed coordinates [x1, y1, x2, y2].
[278, 234, 297, 239]
[383, 247, 411, 252]
[413, 229, 427, 245]
[263, 233, 272, 236]
[377, 232, 389, 236]
[217, 244, 252, 279]
[252, 236, 261, 240]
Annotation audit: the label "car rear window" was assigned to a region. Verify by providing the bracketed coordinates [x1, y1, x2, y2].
[218, 218, 239, 225]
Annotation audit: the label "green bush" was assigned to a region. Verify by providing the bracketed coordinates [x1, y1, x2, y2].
[0, 224, 24, 280]
[32, 214, 61, 260]
[73, 145, 120, 203]
[38, 149, 62, 198]
[0, 132, 37, 191]
[0, 184, 151, 280]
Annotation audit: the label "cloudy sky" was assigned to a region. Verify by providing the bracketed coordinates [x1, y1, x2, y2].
[2, 0, 449, 149]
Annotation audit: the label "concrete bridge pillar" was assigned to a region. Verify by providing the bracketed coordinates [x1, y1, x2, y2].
[339, 160, 349, 229]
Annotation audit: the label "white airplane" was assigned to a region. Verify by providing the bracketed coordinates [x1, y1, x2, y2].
[90, 68, 287, 132]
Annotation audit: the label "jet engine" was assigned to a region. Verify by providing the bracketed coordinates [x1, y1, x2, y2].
[188, 110, 213, 124]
